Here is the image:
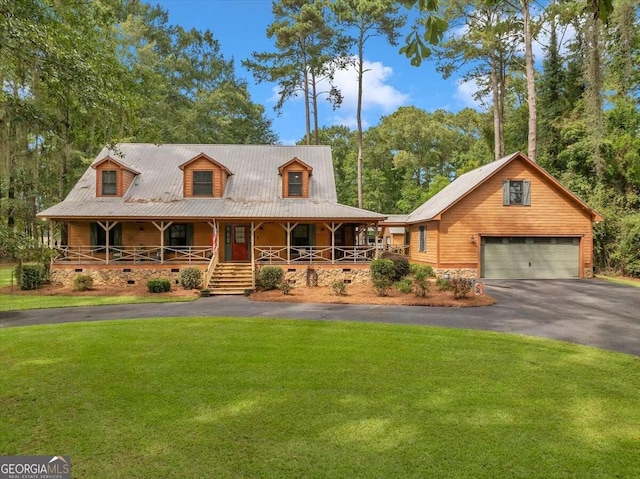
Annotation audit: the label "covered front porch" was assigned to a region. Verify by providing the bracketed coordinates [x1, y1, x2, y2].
[48, 219, 383, 266]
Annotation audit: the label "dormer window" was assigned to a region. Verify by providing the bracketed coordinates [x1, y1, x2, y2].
[288, 172, 303, 197]
[193, 171, 213, 196]
[102, 170, 117, 196]
[278, 157, 313, 198]
[179, 153, 231, 198]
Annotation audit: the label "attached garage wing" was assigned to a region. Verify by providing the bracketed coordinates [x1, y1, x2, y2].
[481, 237, 580, 279]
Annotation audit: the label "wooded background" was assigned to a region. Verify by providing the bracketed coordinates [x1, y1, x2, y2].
[1, 0, 638, 276]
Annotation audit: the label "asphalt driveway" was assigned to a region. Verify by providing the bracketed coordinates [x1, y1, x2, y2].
[1, 279, 638, 355]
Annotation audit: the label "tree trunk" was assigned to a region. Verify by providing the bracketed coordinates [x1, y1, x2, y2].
[489, 54, 505, 160]
[522, 0, 537, 162]
[356, 32, 365, 208]
[311, 69, 319, 145]
[300, 37, 311, 146]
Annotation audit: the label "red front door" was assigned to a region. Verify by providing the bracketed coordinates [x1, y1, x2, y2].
[231, 225, 249, 261]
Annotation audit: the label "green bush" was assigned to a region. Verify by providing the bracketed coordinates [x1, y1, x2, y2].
[147, 278, 171, 293]
[392, 257, 410, 280]
[370, 258, 395, 280]
[259, 266, 284, 290]
[396, 278, 413, 294]
[611, 214, 640, 277]
[410, 264, 434, 278]
[436, 278, 452, 292]
[19, 264, 44, 291]
[73, 274, 94, 291]
[372, 277, 393, 297]
[280, 282, 292, 295]
[178, 267, 202, 289]
[331, 280, 347, 296]
[412, 266, 432, 297]
[451, 278, 473, 299]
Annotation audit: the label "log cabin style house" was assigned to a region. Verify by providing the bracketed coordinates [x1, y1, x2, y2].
[394, 152, 602, 279]
[38, 144, 386, 293]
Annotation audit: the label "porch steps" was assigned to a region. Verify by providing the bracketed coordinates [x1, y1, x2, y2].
[208, 263, 254, 295]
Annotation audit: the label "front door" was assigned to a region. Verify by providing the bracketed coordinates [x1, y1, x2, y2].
[231, 224, 249, 261]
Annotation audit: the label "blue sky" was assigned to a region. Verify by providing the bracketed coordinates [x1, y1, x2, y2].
[154, 0, 481, 144]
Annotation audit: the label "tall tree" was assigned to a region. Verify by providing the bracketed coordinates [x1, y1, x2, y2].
[332, 0, 406, 207]
[430, 0, 520, 159]
[243, 0, 346, 145]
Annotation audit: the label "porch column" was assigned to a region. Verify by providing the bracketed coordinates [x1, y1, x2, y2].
[250, 222, 262, 289]
[49, 220, 55, 247]
[97, 221, 117, 265]
[375, 221, 382, 258]
[324, 222, 342, 264]
[280, 222, 297, 264]
[152, 221, 173, 264]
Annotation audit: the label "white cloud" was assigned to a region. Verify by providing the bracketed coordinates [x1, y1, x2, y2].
[332, 114, 370, 130]
[327, 57, 409, 113]
[454, 78, 490, 110]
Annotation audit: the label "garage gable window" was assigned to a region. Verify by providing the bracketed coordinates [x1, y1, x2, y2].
[419, 225, 426, 252]
[503, 180, 531, 206]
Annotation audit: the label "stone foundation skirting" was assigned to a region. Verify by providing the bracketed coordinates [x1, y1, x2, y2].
[50, 265, 207, 288]
[259, 265, 370, 287]
[434, 268, 478, 279]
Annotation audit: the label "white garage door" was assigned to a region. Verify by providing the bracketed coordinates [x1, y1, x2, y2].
[481, 237, 580, 279]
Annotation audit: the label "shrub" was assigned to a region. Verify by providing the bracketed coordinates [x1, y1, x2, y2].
[370, 258, 395, 280]
[147, 278, 171, 293]
[410, 264, 434, 278]
[372, 277, 393, 297]
[280, 282, 292, 295]
[178, 267, 202, 289]
[331, 280, 347, 296]
[396, 278, 413, 294]
[451, 278, 473, 299]
[392, 257, 410, 280]
[19, 264, 44, 291]
[436, 278, 452, 291]
[73, 274, 94, 291]
[259, 266, 284, 290]
[412, 267, 431, 297]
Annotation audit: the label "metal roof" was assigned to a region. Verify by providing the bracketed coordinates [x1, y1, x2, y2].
[38, 144, 385, 221]
[380, 214, 409, 225]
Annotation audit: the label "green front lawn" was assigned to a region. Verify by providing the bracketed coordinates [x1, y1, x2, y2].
[0, 264, 16, 287]
[1, 318, 638, 478]
[0, 293, 197, 311]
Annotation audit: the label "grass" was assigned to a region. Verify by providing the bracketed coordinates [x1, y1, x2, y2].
[0, 265, 196, 311]
[1, 318, 638, 478]
[0, 264, 16, 287]
[596, 274, 640, 288]
[0, 293, 197, 311]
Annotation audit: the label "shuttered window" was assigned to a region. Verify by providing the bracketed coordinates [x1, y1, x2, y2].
[419, 225, 426, 252]
[502, 180, 531, 206]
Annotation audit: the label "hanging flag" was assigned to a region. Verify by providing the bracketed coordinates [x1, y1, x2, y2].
[211, 220, 217, 252]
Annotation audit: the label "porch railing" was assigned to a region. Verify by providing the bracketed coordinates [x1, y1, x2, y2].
[53, 246, 212, 264]
[385, 244, 410, 255]
[254, 245, 376, 264]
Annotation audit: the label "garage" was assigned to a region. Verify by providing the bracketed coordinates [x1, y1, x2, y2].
[481, 237, 580, 279]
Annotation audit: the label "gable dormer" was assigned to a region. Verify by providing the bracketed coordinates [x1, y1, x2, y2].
[179, 153, 232, 198]
[278, 157, 313, 198]
[92, 156, 140, 197]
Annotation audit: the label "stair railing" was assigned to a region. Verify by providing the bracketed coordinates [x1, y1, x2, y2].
[203, 243, 219, 289]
